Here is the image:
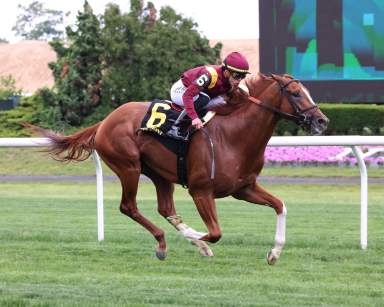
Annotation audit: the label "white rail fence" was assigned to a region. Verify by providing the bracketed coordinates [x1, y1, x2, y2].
[1, 136, 384, 249]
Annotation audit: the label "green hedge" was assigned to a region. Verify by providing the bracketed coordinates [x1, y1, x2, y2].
[0, 94, 44, 137]
[1, 100, 384, 137]
[276, 103, 384, 136]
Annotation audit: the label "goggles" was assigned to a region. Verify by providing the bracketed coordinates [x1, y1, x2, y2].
[230, 72, 247, 80]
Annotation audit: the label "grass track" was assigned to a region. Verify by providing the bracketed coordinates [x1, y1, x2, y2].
[0, 181, 384, 306]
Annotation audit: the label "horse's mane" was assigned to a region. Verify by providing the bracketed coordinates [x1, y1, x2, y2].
[244, 73, 270, 97]
[244, 72, 295, 96]
[209, 74, 268, 115]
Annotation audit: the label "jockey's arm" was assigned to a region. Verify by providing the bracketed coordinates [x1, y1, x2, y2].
[182, 85, 200, 120]
[182, 73, 211, 120]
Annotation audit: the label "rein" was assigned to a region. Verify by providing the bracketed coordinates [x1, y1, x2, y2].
[242, 77, 319, 125]
[246, 94, 303, 122]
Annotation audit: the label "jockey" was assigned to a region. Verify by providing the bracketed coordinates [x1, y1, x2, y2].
[167, 51, 250, 140]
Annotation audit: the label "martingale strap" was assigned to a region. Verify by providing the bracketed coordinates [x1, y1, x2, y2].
[177, 142, 189, 188]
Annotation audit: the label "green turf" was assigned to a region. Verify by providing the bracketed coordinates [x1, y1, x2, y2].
[0, 181, 383, 306]
[0, 147, 383, 178]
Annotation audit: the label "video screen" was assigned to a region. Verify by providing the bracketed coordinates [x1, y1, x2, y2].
[259, 0, 384, 102]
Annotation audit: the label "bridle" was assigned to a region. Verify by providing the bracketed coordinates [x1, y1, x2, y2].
[245, 75, 319, 126]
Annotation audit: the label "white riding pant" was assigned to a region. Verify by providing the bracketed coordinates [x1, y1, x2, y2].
[170, 79, 227, 109]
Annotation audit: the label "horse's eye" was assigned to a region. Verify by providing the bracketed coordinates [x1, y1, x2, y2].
[292, 92, 301, 98]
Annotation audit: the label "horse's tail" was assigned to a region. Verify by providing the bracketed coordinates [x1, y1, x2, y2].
[27, 122, 101, 162]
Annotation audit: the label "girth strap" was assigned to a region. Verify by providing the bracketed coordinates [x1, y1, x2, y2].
[176, 141, 188, 188]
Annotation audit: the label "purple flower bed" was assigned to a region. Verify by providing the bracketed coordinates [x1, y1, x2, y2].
[264, 146, 384, 167]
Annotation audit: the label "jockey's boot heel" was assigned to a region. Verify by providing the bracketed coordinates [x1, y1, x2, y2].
[166, 109, 189, 141]
[166, 126, 188, 141]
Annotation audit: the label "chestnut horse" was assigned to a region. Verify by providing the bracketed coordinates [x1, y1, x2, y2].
[37, 73, 328, 264]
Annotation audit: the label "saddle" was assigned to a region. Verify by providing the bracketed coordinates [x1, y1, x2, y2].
[139, 99, 215, 187]
[140, 99, 215, 141]
[140, 100, 189, 140]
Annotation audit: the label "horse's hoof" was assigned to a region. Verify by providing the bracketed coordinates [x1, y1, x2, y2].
[155, 248, 167, 261]
[199, 245, 214, 257]
[191, 239, 214, 257]
[267, 250, 278, 265]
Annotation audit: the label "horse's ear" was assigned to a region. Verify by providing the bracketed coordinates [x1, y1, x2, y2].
[258, 72, 268, 79]
[270, 73, 280, 80]
[282, 74, 294, 79]
[244, 78, 251, 92]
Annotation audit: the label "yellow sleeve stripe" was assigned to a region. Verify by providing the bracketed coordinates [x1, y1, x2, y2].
[205, 66, 218, 89]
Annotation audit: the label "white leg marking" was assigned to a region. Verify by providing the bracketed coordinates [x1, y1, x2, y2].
[274, 203, 287, 248]
[166, 215, 213, 257]
[175, 223, 207, 241]
[268, 203, 287, 264]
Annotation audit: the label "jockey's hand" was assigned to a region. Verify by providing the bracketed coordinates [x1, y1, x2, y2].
[192, 118, 204, 129]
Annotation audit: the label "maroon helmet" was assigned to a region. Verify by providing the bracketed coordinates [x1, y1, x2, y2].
[223, 52, 250, 74]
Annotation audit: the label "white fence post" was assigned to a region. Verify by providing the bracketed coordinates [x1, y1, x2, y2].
[351, 146, 368, 249]
[92, 150, 104, 242]
[267, 135, 384, 250]
[0, 138, 105, 241]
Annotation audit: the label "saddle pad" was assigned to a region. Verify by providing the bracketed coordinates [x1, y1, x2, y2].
[140, 100, 216, 137]
[140, 100, 178, 135]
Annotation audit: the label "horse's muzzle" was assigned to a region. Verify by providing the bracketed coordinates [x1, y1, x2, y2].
[309, 114, 329, 136]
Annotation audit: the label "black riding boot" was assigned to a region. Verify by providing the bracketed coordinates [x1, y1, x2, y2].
[166, 94, 209, 140]
[166, 110, 188, 140]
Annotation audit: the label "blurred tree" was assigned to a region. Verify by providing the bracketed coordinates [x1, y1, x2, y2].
[0, 75, 21, 101]
[0, 38, 9, 43]
[101, 0, 221, 108]
[36, 0, 221, 128]
[12, 1, 67, 41]
[45, 1, 103, 126]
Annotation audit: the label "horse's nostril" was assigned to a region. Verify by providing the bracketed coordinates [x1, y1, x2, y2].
[317, 118, 327, 126]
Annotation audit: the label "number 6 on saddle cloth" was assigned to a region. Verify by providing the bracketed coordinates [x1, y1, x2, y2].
[140, 94, 210, 141]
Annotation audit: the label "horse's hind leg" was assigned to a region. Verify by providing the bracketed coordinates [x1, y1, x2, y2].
[102, 157, 168, 260]
[120, 170, 169, 260]
[144, 169, 213, 257]
[233, 181, 286, 265]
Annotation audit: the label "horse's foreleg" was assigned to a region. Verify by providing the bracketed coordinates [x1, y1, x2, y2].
[267, 203, 287, 265]
[233, 182, 286, 265]
[190, 190, 222, 244]
[146, 170, 213, 256]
